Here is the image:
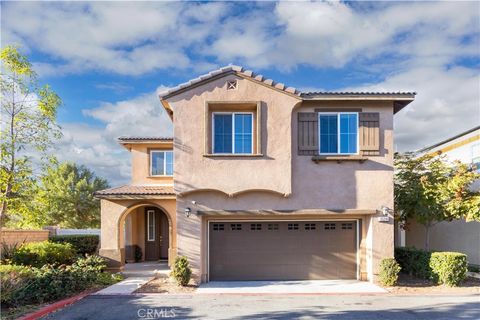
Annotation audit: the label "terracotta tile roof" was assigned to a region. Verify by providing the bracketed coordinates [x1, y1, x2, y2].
[94, 185, 175, 196]
[158, 65, 300, 99]
[301, 91, 416, 97]
[118, 137, 173, 141]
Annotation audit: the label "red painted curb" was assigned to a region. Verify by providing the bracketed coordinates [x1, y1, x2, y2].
[18, 289, 96, 320]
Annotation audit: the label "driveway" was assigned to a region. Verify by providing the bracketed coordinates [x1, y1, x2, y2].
[42, 294, 480, 319]
[197, 280, 386, 294]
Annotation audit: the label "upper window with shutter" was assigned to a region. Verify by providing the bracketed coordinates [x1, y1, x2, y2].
[318, 112, 358, 155]
[298, 110, 380, 157]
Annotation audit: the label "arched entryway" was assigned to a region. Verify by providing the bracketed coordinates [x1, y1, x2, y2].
[118, 203, 173, 265]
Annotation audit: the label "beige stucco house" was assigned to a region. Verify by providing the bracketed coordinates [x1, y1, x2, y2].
[96, 65, 415, 283]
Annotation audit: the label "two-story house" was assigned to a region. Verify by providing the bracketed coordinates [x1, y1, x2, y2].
[95, 65, 415, 283]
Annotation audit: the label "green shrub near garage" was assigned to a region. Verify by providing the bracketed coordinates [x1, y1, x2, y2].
[379, 258, 401, 286]
[429, 252, 467, 286]
[50, 234, 99, 255]
[11, 241, 76, 267]
[394, 247, 432, 279]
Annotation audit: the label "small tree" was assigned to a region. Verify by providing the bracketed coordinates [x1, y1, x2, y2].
[31, 161, 109, 228]
[0, 45, 62, 226]
[395, 152, 480, 250]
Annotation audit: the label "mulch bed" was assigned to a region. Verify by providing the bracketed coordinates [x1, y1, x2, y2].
[135, 277, 197, 294]
[386, 273, 480, 294]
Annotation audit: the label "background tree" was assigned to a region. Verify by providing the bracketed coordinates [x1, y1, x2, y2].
[0, 45, 62, 225]
[32, 161, 109, 229]
[394, 152, 480, 250]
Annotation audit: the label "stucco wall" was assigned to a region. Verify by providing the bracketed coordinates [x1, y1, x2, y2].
[406, 219, 480, 265]
[99, 198, 176, 269]
[167, 76, 396, 282]
[128, 142, 174, 186]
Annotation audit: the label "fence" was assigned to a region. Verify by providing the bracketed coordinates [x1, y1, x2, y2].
[0, 229, 50, 246]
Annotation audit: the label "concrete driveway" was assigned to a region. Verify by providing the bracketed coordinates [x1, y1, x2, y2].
[197, 280, 386, 294]
[42, 294, 480, 319]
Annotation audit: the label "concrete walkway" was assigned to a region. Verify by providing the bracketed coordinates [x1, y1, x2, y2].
[94, 262, 169, 295]
[197, 280, 387, 294]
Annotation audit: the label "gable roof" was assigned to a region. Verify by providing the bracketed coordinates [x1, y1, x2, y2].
[417, 125, 480, 154]
[158, 65, 416, 113]
[158, 65, 300, 100]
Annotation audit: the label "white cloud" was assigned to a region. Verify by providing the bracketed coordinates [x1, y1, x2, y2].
[55, 87, 173, 185]
[2, 2, 229, 76]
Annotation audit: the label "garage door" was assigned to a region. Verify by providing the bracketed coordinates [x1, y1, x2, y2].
[209, 221, 357, 281]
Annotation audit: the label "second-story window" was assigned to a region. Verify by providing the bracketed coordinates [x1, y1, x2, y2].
[319, 112, 358, 155]
[213, 112, 253, 154]
[151, 150, 173, 176]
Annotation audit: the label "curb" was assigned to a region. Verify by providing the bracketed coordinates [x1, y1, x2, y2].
[18, 290, 94, 320]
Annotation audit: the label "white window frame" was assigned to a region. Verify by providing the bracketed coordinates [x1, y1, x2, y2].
[212, 112, 254, 155]
[147, 210, 155, 242]
[318, 112, 359, 155]
[150, 150, 173, 176]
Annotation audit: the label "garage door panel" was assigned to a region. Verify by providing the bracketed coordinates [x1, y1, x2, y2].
[209, 220, 357, 281]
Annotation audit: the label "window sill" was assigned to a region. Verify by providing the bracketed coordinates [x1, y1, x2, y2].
[312, 155, 367, 163]
[203, 153, 264, 158]
[147, 175, 173, 178]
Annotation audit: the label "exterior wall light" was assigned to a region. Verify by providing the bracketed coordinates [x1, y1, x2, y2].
[184, 207, 191, 217]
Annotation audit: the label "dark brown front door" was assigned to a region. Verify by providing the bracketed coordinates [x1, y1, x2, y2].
[209, 220, 357, 281]
[144, 208, 169, 261]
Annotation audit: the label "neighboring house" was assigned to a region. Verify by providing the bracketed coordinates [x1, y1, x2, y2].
[95, 65, 415, 283]
[400, 126, 480, 266]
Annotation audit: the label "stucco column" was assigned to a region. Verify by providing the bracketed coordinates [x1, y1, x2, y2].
[99, 199, 126, 271]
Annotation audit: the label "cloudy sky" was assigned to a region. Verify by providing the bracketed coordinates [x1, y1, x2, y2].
[2, 1, 479, 186]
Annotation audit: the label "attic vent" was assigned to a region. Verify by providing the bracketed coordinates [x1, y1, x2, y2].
[227, 80, 237, 90]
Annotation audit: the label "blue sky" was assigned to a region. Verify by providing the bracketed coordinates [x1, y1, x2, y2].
[2, 1, 479, 185]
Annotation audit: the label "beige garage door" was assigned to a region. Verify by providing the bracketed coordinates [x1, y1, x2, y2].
[209, 221, 357, 281]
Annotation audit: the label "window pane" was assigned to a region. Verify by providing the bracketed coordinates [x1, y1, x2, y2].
[234, 114, 253, 154]
[214, 114, 233, 153]
[319, 115, 338, 153]
[165, 151, 173, 176]
[339, 114, 358, 154]
[151, 152, 165, 175]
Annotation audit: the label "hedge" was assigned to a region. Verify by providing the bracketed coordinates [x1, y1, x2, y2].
[395, 247, 468, 286]
[394, 247, 431, 279]
[430, 252, 467, 286]
[11, 241, 76, 267]
[50, 235, 99, 255]
[0, 255, 122, 307]
[379, 258, 401, 286]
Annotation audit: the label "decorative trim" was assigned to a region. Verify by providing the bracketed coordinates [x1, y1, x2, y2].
[197, 209, 377, 216]
[312, 155, 367, 163]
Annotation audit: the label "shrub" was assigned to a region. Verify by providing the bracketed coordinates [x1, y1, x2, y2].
[2, 255, 117, 307]
[50, 235, 99, 255]
[11, 241, 76, 267]
[379, 258, 401, 286]
[394, 247, 431, 279]
[429, 252, 467, 286]
[1, 242, 22, 263]
[171, 256, 192, 286]
[0, 265, 34, 305]
[468, 265, 480, 273]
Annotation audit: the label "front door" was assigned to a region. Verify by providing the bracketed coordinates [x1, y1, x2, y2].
[145, 208, 161, 261]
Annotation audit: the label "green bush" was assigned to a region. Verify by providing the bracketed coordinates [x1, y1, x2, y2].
[1, 242, 22, 263]
[50, 235, 99, 255]
[171, 256, 192, 286]
[1, 255, 119, 307]
[394, 247, 432, 279]
[0, 265, 34, 305]
[429, 252, 467, 286]
[468, 265, 480, 273]
[11, 241, 76, 267]
[379, 258, 401, 286]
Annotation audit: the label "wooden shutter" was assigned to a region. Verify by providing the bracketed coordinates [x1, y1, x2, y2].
[298, 112, 318, 155]
[359, 112, 380, 156]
